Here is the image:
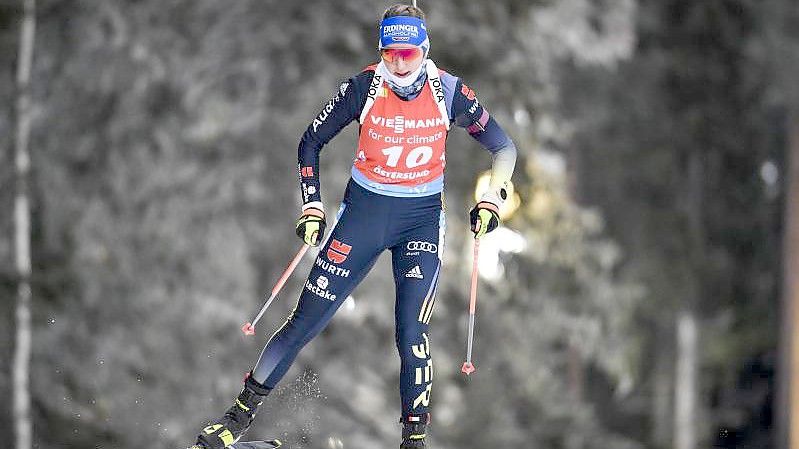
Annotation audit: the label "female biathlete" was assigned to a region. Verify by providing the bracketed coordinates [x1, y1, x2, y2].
[193, 4, 516, 449]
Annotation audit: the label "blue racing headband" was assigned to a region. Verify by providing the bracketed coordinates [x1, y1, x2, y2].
[379, 16, 428, 49]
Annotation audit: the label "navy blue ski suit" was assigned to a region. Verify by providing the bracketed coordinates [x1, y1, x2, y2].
[251, 62, 515, 417]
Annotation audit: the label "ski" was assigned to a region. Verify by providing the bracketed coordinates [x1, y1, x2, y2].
[232, 441, 282, 449]
[187, 441, 282, 449]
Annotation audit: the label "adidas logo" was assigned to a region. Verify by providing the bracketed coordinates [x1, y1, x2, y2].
[405, 265, 424, 279]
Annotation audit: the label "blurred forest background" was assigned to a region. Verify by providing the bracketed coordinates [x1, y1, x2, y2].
[1, 0, 796, 448]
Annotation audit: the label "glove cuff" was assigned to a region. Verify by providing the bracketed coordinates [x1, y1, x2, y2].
[476, 201, 500, 215]
[302, 202, 325, 216]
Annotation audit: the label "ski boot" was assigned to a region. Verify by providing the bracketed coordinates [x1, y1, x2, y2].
[195, 373, 272, 449]
[400, 413, 430, 449]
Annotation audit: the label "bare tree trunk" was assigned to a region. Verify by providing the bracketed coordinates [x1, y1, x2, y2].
[673, 310, 698, 449]
[651, 324, 673, 448]
[13, 1, 36, 448]
[566, 343, 584, 401]
[779, 109, 799, 449]
[673, 151, 704, 449]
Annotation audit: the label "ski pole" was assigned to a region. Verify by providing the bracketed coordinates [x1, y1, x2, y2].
[461, 235, 480, 375]
[242, 243, 310, 336]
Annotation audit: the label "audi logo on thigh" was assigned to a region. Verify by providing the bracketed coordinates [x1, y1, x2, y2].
[407, 241, 438, 253]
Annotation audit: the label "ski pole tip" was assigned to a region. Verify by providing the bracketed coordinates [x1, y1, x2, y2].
[461, 361, 476, 375]
[242, 322, 256, 336]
